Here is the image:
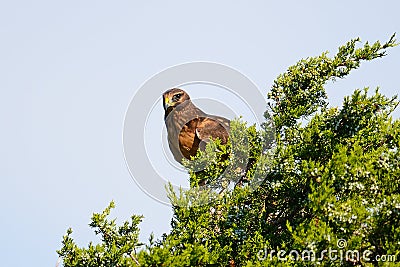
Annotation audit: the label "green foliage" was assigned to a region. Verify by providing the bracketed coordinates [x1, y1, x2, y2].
[57, 201, 143, 266]
[58, 35, 399, 266]
[268, 33, 397, 130]
[182, 119, 265, 191]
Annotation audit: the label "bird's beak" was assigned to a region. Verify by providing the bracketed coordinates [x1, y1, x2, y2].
[163, 97, 171, 110]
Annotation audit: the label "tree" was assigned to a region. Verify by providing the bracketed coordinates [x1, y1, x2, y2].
[58, 34, 399, 266]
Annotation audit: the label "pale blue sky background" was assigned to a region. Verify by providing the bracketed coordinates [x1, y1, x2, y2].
[0, 1, 399, 266]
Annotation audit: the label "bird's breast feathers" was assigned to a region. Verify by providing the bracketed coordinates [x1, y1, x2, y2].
[163, 92, 230, 162]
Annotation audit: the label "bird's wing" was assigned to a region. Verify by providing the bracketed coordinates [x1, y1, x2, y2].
[195, 116, 230, 150]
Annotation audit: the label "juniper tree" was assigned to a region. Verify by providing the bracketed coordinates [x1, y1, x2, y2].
[58, 34, 399, 267]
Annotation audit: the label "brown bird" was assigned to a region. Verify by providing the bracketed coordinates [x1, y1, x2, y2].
[163, 88, 230, 163]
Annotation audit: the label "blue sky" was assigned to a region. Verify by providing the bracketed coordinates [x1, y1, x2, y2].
[0, 1, 399, 266]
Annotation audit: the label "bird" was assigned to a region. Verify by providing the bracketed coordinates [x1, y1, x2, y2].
[162, 88, 230, 163]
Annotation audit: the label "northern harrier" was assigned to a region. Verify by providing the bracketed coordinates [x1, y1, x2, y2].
[163, 88, 230, 163]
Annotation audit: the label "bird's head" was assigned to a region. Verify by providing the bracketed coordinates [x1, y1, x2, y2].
[162, 88, 190, 111]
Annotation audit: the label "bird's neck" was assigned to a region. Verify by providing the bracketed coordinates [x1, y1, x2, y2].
[164, 100, 196, 120]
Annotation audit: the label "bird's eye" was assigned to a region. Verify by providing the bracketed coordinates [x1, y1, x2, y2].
[173, 93, 182, 101]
